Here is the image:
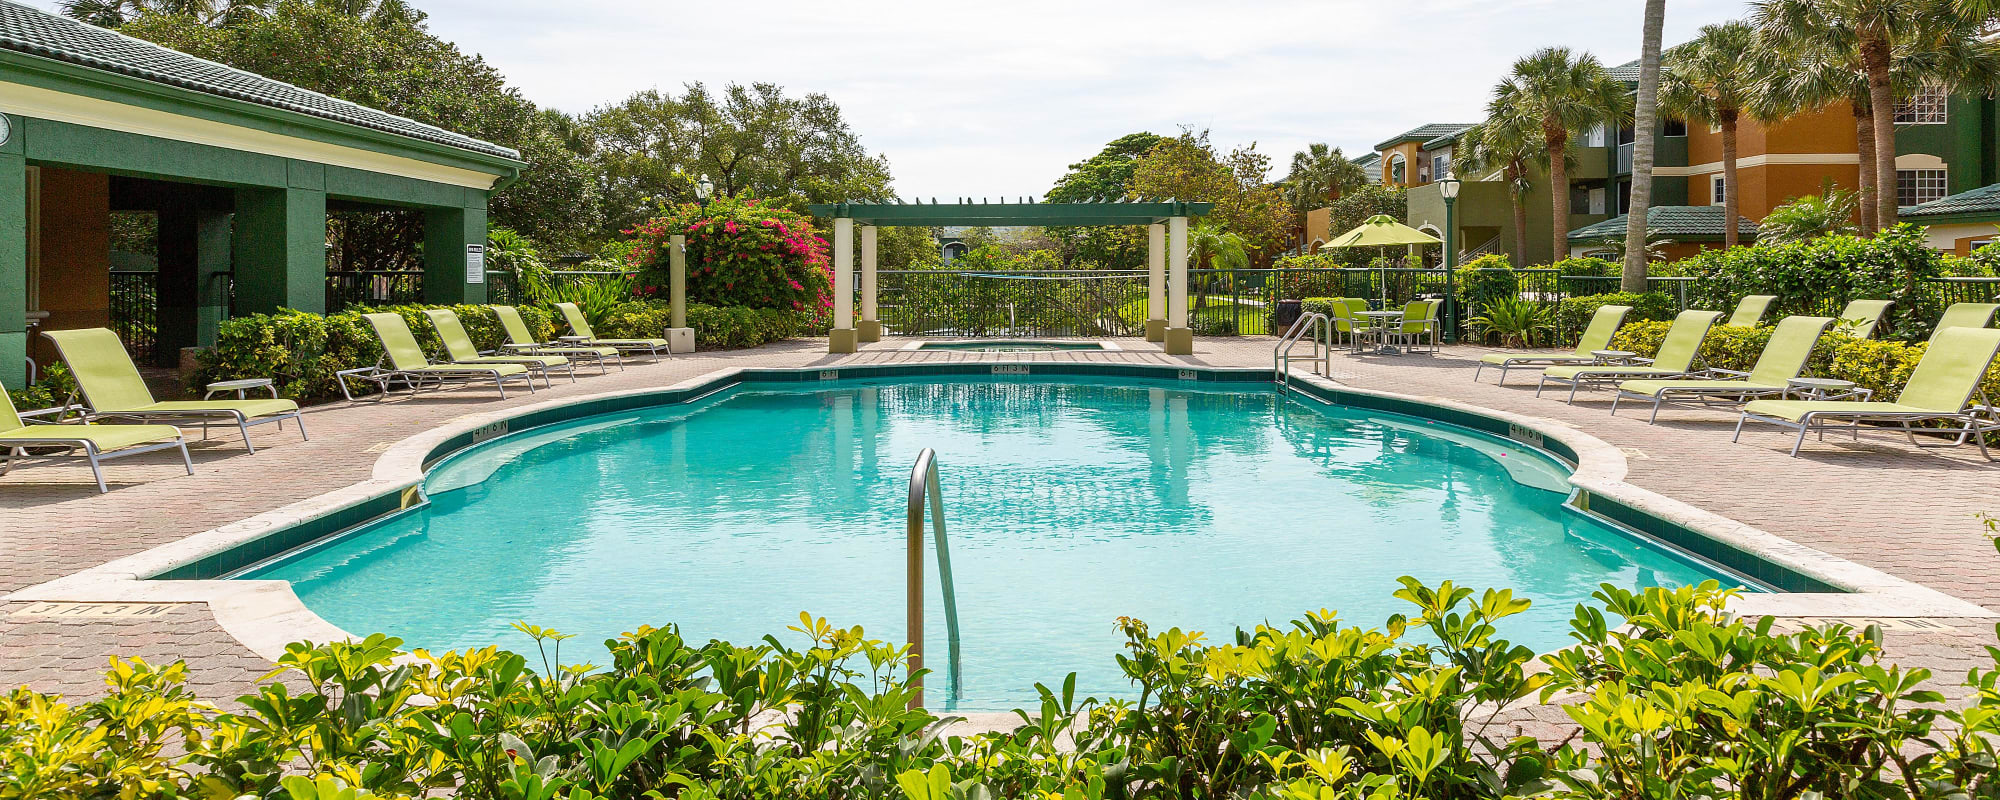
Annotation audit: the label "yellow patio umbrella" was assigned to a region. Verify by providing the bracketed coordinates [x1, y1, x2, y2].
[1320, 214, 1442, 306]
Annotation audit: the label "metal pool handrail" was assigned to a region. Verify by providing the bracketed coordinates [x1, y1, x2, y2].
[1273, 311, 1331, 390]
[907, 448, 962, 708]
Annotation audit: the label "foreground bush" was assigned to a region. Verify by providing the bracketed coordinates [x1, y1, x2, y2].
[8, 579, 2000, 799]
[598, 299, 812, 349]
[189, 304, 559, 401]
[1677, 224, 1947, 340]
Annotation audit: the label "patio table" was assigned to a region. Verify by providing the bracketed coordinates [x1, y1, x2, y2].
[1358, 310, 1405, 354]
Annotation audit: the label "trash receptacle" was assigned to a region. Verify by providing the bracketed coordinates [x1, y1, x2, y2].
[1272, 299, 1303, 330]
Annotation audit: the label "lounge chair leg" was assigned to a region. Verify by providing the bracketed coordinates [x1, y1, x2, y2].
[495, 376, 508, 399]
[1535, 377, 1547, 398]
[1791, 426, 1809, 457]
[86, 448, 106, 493]
[177, 440, 194, 475]
[1648, 398, 1663, 424]
[1610, 393, 1622, 416]
[1567, 382, 1581, 405]
[1732, 413, 1748, 442]
[238, 420, 256, 454]
[1473, 363, 1482, 382]
[294, 414, 309, 442]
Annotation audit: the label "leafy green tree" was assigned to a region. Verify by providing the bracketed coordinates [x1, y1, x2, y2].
[1758, 182, 1863, 244]
[1661, 21, 1763, 250]
[584, 83, 893, 237]
[113, 0, 602, 253]
[1284, 143, 1369, 250]
[1486, 47, 1629, 266]
[1129, 130, 1294, 267]
[1453, 117, 1542, 264]
[1043, 133, 1162, 269]
[1319, 185, 1408, 266]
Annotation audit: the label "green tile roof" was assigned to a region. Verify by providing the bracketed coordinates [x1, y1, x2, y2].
[1899, 181, 2000, 220]
[0, 0, 517, 160]
[1567, 205, 1758, 241]
[1373, 123, 1475, 152]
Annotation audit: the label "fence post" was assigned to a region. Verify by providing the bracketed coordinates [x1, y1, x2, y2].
[667, 234, 694, 353]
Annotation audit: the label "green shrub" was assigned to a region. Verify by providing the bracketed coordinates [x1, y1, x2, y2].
[12, 577, 2000, 799]
[1546, 255, 1617, 276]
[597, 299, 806, 350]
[1466, 296, 1553, 347]
[1679, 223, 1947, 340]
[1455, 259, 1519, 320]
[5, 363, 74, 412]
[1609, 321, 2000, 399]
[1553, 291, 1675, 343]
[189, 305, 557, 401]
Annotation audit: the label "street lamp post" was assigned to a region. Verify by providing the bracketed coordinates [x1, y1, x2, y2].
[1439, 172, 1461, 344]
[696, 174, 714, 208]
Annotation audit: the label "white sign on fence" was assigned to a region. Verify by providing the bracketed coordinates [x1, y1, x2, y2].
[465, 244, 485, 284]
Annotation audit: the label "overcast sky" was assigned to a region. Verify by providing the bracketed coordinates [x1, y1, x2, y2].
[47, 0, 1753, 198]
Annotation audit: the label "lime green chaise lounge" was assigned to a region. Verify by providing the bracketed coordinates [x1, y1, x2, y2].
[491, 305, 623, 373]
[1536, 310, 1723, 404]
[1931, 302, 1999, 343]
[1734, 327, 2000, 459]
[556, 302, 668, 356]
[1611, 315, 1833, 423]
[1474, 304, 1630, 385]
[1726, 295, 1777, 327]
[43, 328, 305, 453]
[0, 390, 191, 493]
[1835, 299, 1893, 339]
[342, 313, 537, 400]
[421, 309, 573, 388]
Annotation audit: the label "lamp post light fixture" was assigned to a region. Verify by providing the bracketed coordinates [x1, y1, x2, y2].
[1438, 172, 1462, 344]
[695, 174, 715, 207]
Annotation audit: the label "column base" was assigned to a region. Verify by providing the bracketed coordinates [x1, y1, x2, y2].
[829, 327, 858, 354]
[1144, 319, 1166, 342]
[857, 319, 883, 342]
[667, 328, 695, 354]
[1164, 327, 1194, 355]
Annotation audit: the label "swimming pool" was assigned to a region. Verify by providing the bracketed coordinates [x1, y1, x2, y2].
[241, 375, 1752, 709]
[915, 341, 1108, 352]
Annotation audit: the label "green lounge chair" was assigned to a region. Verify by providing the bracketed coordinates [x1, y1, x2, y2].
[1536, 310, 1724, 405]
[1322, 299, 1358, 348]
[42, 328, 305, 454]
[1835, 299, 1893, 339]
[341, 313, 536, 400]
[1734, 326, 2000, 459]
[555, 302, 668, 356]
[421, 309, 573, 388]
[0, 390, 191, 493]
[491, 305, 624, 374]
[1611, 315, 1834, 423]
[1930, 302, 1999, 344]
[1475, 304, 1631, 385]
[1726, 295, 1777, 327]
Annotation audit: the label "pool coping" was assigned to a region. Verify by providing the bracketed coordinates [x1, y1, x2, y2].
[5, 361, 1989, 663]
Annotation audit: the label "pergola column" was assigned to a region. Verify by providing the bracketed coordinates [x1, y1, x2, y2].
[422, 204, 486, 305]
[829, 217, 856, 353]
[233, 186, 327, 314]
[858, 225, 881, 342]
[0, 139, 25, 389]
[1145, 223, 1165, 342]
[1164, 216, 1192, 355]
[667, 234, 694, 353]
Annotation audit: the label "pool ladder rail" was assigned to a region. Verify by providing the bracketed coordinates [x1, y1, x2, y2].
[906, 448, 962, 708]
[1273, 311, 1333, 391]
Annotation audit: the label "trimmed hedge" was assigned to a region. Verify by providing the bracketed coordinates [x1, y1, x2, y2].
[1677, 224, 1946, 340]
[1553, 291, 1676, 341]
[189, 304, 560, 402]
[1608, 319, 2000, 399]
[597, 300, 808, 349]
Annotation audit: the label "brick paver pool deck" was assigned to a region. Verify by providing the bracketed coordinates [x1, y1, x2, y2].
[4, 337, 1996, 739]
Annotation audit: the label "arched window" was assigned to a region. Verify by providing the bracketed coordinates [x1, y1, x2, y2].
[1389, 153, 1407, 184]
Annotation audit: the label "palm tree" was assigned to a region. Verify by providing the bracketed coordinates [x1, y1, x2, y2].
[1488, 48, 1630, 267]
[1624, 0, 1668, 292]
[1187, 224, 1249, 310]
[1661, 21, 1763, 249]
[1453, 117, 1543, 264]
[61, 0, 268, 26]
[1284, 144, 1369, 248]
[1750, 39, 1881, 231]
[1758, 181, 1863, 243]
[1754, 0, 1996, 230]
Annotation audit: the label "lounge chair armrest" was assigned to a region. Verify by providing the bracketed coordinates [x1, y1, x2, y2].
[16, 404, 87, 423]
[501, 343, 541, 351]
[1707, 368, 1750, 378]
[1632, 357, 1656, 365]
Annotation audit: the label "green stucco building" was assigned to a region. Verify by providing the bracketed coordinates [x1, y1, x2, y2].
[0, 0, 522, 388]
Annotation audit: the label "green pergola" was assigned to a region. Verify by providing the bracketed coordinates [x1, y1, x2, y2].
[808, 199, 1213, 354]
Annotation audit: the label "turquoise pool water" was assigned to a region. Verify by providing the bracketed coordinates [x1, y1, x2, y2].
[916, 341, 1105, 352]
[244, 376, 1747, 710]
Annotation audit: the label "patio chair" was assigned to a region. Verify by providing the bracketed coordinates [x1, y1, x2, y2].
[1733, 326, 2000, 459]
[1726, 295, 1777, 327]
[1536, 310, 1724, 405]
[1382, 300, 1435, 352]
[1474, 304, 1630, 385]
[421, 308, 574, 388]
[491, 305, 624, 374]
[42, 328, 306, 454]
[1326, 299, 1362, 348]
[1931, 302, 1999, 343]
[1835, 299, 1893, 339]
[555, 302, 669, 356]
[1611, 315, 1834, 423]
[340, 313, 537, 401]
[0, 389, 191, 493]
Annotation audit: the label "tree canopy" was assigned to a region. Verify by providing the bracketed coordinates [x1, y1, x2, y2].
[1128, 130, 1294, 267]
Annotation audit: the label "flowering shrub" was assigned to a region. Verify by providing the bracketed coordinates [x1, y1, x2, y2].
[624, 195, 831, 322]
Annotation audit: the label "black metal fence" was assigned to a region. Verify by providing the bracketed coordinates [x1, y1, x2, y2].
[325, 270, 425, 312]
[877, 270, 1148, 337]
[108, 270, 158, 363]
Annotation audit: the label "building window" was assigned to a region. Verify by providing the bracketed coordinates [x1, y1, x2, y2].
[1894, 85, 1948, 124]
[1431, 155, 1447, 183]
[1663, 119, 1687, 136]
[1896, 168, 1948, 206]
[1389, 153, 1406, 184]
[1711, 174, 1726, 206]
[1585, 125, 1606, 147]
[1588, 186, 1606, 215]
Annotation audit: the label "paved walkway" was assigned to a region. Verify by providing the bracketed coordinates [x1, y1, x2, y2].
[3, 337, 1995, 738]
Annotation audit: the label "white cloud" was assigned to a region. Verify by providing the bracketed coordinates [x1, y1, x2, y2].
[28, 0, 1755, 197]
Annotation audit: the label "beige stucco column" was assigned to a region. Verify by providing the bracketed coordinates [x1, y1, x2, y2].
[858, 224, 881, 342]
[1145, 223, 1166, 342]
[1164, 216, 1192, 354]
[667, 234, 694, 353]
[830, 217, 856, 353]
